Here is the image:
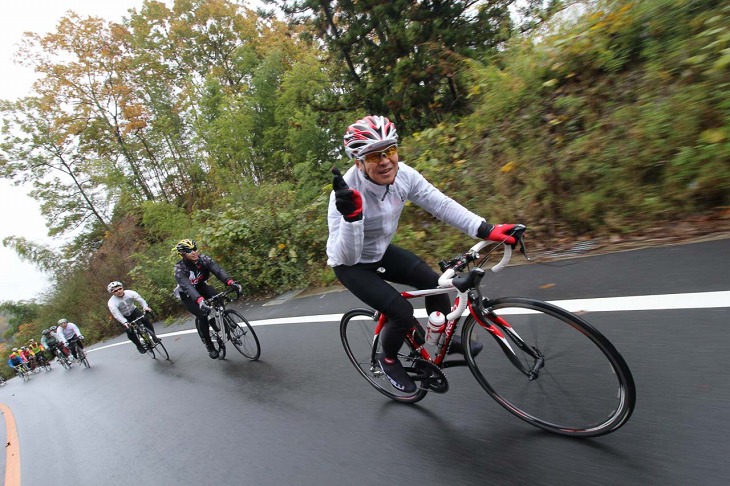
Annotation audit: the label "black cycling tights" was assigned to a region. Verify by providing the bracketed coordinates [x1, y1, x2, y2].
[180, 283, 218, 346]
[334, 244, 450, 359]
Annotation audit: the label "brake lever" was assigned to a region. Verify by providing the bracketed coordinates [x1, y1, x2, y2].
[516, 233, 531, 261]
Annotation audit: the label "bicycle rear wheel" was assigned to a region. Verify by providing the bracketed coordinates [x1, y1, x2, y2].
[340, 308, 428, 404]
[463, 297, 636, 437]
[212, 331, 226, 360]
[223, 310, 260, 360]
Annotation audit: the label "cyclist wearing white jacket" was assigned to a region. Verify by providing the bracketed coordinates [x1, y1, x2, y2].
[56, 319, 84, 360]
[328, 115, 518, 394]
[107, 281, 159, 354]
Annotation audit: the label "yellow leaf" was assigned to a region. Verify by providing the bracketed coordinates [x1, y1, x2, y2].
[278, 243, 286, 250]
[700, 129, 726, 144]
[501, 161, 517, 173]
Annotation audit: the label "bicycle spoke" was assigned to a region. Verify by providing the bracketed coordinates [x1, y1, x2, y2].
[223, 310, 260, 360]
[340, 309, 428, 404]
[465, 298, 635, 437]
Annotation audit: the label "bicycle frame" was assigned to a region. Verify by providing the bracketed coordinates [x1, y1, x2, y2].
[387, 238, 545, 379]
[206, 290, 238, 345]
[375, 286, 460, 367]
[129, 317, 154, 342]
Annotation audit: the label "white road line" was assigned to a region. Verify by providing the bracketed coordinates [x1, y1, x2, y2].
[89, 291, 729, 352]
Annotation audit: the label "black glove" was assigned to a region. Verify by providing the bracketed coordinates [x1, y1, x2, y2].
[228, 281, 243, 294]
[198, 300, 212, 313]
[332, 167, 363, 222]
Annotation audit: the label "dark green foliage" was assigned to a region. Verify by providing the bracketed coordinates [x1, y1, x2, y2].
[0, 301, 40, 340]
[196, 183, 329, 295]
[267, 0, 516, 133]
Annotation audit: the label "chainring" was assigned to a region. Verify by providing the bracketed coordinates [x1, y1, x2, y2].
[404, 357, 449, 394]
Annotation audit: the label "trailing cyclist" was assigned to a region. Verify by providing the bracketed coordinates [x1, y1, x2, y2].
[41, 328, 68, 363]
[328, 115, 518, 394]
[43, 326, 71, 360]
[173, 239, 243, 359]
[56, 319, 85, 361]
[28, 339, 45, 357]
[19, 346, 37, 371]
[107, 280, 159, 354]
[8, 351, 27, 375]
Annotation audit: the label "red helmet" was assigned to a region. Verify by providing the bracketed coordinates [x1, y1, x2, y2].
[343, 115, 398, 160]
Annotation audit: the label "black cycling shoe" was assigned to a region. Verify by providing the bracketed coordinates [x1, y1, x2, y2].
[206, 344, 219, 359]
[376, 353, 417, 393]
[447, 335, 483, 357]
[152, 336, 161, 343]
[136, 346, 146, 354]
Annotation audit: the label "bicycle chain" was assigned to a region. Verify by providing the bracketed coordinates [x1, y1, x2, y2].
[404, 356, 449, 394]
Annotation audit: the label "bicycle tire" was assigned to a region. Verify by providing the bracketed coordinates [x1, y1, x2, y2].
[340, 308, 428, 404]
[214, 332, 226, 360]
[57, 352, 71, 369]
[18, 368, 30, 381]
[223, 310, 260, 360]
[138, 330, 156, 358]
[154, 340, 170, 360]
[462, 297, 636, 437]
[77, 348, 90, 368]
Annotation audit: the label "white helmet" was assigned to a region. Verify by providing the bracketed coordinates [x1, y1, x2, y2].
[343, 115, 398, 160]
[58, 318, 68, 325]
[107, 281, 123, 293]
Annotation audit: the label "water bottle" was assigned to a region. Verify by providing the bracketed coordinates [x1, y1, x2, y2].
[425, 311, 446, 346]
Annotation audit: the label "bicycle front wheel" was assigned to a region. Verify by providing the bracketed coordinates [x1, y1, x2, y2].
[463, 297, 636, 437]
[58, 354, 71, 369]
[139, 331, 156, 358]
[154, 340, 169, 360]
[78, 348, 90, 368]
[223, 310, 260, 360]
[340, 308, 428, 404]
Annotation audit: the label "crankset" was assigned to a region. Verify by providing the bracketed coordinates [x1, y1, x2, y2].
[405, 357, 449, 394]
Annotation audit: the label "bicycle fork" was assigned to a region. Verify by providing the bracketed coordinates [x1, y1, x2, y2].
[474, 303, 545, 380]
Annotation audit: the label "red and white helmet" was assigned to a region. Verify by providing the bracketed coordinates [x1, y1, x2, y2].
[343, 115, 398, 160]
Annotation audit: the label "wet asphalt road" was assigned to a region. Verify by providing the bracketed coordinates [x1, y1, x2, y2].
[1, 239, 729, 485]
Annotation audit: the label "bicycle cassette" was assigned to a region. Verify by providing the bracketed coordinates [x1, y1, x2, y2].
[405, 357, 449, 394]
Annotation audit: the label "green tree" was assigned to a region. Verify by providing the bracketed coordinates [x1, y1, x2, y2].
[0, 300, 41, 340]
[266, 0, 516, 132]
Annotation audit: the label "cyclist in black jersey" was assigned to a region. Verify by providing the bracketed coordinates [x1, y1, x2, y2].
[173, 239, 242, 359]
[328, 115, 519, 393]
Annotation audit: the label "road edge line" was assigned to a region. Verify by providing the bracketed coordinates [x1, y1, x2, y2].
[0, 403, 20, 486]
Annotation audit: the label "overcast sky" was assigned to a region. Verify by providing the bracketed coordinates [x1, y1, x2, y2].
[0, 1, 147, 302]
[1, 0, 267, 302]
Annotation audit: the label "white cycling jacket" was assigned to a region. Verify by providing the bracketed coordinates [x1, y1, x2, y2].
[107, 290, 149, 325]
[58, 322, 82, 342]
[327, 162, 484, 267]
